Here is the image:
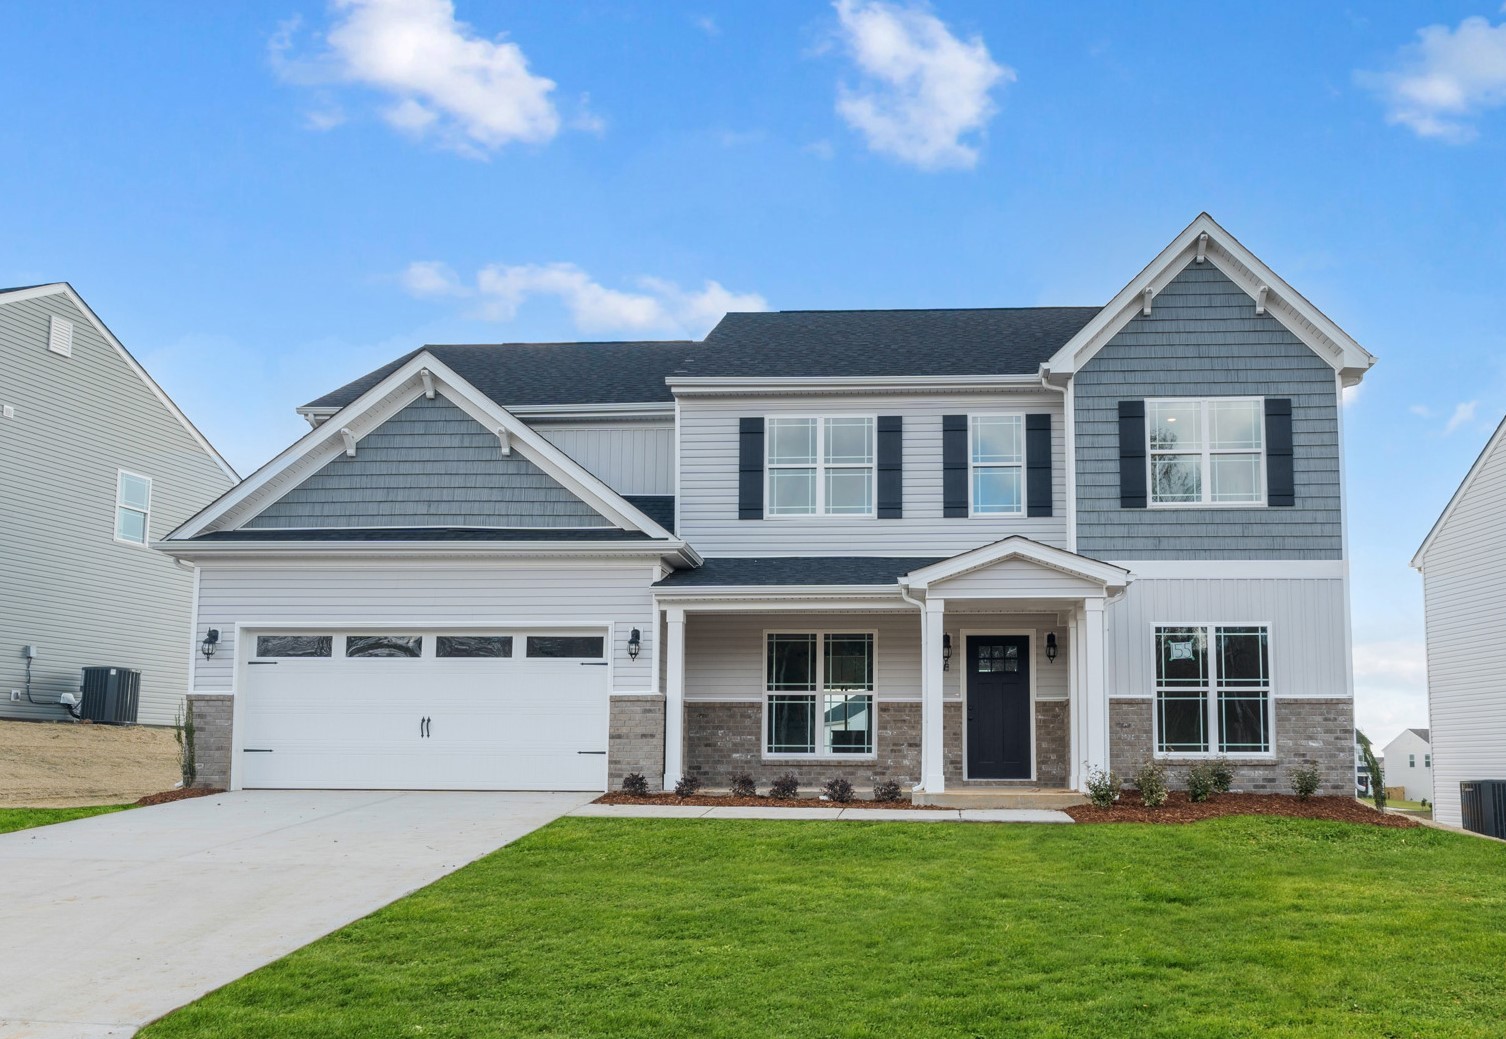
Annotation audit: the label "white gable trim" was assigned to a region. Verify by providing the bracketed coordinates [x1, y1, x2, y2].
[0, 283, 238, 479]
[900, 535, 1131, 592]
[1412, 412, 1506, 570]
[1041, 214, 1375, 386]
[166, 351, 678, 542]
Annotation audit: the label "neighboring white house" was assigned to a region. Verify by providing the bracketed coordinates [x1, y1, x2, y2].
[1380, 728, 1431, 802]
[1414, 416, 1506, 827]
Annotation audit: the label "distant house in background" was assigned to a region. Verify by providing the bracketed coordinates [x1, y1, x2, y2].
[1414, 416, 1506, 827]
[0, 283, 236, 726]
[1381, 728, 1431, 802]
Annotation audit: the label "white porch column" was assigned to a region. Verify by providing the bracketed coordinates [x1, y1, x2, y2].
[1067, 609, 1082, 790]
[920, 596, 947, 792]
[1082, 596, 1110, 776]
[663, 606, 686, 792]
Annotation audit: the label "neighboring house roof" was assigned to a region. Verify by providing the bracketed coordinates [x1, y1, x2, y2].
[654, 556, 943, 587]
[0, 282, 238, 480]
[186, 527, 655, 542]
[1409, 728, 1431, 744]
[1412, 412, 1506, 569]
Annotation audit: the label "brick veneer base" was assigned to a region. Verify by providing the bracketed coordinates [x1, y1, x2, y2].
[685, 701, 922, 789]
[609, 695, 665, 793]
[186, 693, 232, 790]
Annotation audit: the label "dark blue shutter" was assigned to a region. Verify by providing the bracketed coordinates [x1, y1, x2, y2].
[877, 416, 903, 519]
[1264, 398, 1294, 507]
[738, 417, 764, 519]
[1118, 400, 1147, 509]
[1026, 414, 1052, 517]
[943, 415, 968, 518]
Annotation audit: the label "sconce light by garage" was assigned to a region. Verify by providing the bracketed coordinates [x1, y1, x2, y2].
[200, 628, 221, 660]
[942, 633, 952, 671]
[1045, 632, 1058, 663]
[627, 628, 642, 660]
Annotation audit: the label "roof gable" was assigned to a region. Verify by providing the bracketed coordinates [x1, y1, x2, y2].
[902, 536, 1131, 592]
[1413, 413, 1506, 569]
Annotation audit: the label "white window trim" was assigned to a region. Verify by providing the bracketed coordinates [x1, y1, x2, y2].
[1151, 621, 1275, 759]
[114, 469, 152, 547]
[761, 628, 878, 760]
[764, 416, 876, 519]
[1146, 397, 1267, 509]
[968, 413, 1027, 518]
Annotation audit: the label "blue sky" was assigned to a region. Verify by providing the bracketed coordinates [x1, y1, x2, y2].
[5, 1, 1506, 741]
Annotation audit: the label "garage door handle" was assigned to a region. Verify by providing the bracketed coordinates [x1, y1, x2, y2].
[243, 748, 273, 753]
[579, 661, 608, 666]
[248, 661, 278, 665]
[577, 750, 606, 755]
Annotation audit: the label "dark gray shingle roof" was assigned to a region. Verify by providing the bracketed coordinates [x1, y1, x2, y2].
[623, 495, 674, 534]
[188, 527, 654, 543]
[1409, 728, 1431, 743]
[655, 556, 942, 588]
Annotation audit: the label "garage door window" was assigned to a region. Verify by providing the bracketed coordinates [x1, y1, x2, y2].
[255, 635, 332, 658]
[436, 635, 514, 658]
[346, 635, 423, 658]
[526, 636, 605, 658]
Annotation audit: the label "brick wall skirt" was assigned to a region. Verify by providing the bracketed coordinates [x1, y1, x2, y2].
[1110, 696, 1354, 796]
[943, 700, 1070, 784]
[186, 693, 232, 790]
[609, 695, 665, 793]
[684, 701, 921, 790]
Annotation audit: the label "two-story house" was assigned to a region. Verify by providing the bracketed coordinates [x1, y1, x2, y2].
[1, 283, 237, 726]
[1380, 728, 1431, 803]
[161, 214, 1372, 799]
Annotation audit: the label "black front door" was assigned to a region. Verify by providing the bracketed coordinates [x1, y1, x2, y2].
[966, 635, 1031, 779]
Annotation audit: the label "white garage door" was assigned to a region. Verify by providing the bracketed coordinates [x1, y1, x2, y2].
[239, 630, 610, 791]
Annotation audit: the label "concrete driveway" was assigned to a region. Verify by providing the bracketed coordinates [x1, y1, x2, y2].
[0, 789, 591, 1038]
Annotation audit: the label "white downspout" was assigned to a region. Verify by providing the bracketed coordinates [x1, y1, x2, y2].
[1039, 368, 1075, 551]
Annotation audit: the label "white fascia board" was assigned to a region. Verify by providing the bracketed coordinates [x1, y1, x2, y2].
[0, 283, 239, 480]
[667, 375, 1046, 398]
[1043, 213, 1376, 382]
[651, 589, 912, 611]
[296, 400, 675, 423]
[901, 535, 1131, 590]
[1411, 413, 1506, 570]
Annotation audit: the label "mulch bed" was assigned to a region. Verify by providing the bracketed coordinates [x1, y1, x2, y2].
[1066, 792, 1417, 827]
[595, 792, 931, 810]
[135, 786, 224, 807]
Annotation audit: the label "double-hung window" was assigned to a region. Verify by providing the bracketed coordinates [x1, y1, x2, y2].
[765, 632, 875, 756]
[766, 417, 874, 516]
[1155, 624, 1271, 755]
[1148, 398, 1265, 506]
[970, 415, 1024, 515]
[115, 471, 152, 544]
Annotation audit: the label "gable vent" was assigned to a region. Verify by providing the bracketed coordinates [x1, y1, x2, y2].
[47, 315, 74, 357]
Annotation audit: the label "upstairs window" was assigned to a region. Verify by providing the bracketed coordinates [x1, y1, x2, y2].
[766, 417, 874, 516]
[115, 471, 152, 544]
[970, 415, 1025, 515]
[1148, 399, 1265, 506]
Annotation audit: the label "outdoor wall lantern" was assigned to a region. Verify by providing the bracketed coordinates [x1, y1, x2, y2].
[200, 628, 220, 660]
[1045, 632, 1058, 663]
[627, 628, 641, 660]
[942, 633, 952, 671]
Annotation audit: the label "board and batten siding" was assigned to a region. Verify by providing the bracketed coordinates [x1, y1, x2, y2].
[245, 395, 612, 529]
[192, 560, 658, 693]
[676, 392, 1067, 556]
[535, 422, 674, 496]
[0, 292, 235, 726]
[684, 610, 1070, 704]
[1074, 261, 1342, 560]
[1103, 576, 1350, 699]
[1416, 425, 1506, 827]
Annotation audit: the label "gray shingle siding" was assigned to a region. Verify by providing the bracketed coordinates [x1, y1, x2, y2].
[1074, 262, 1342, 560]
[246, 395, 613, 529]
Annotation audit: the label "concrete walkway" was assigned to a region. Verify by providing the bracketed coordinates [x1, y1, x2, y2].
[0, 789, 590, 1039]
[570, 803, 1075, 823]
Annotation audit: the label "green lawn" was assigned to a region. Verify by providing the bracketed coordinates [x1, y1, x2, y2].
[0, 804, 128, 834]
[142, 817, 1505, 1039]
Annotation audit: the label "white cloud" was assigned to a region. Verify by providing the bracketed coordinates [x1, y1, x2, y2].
[694, 15, 720, 37]
[272, 0, 562, 157]
[1352, 640, 1430, 741]
[401, 261, 768, 337]
[831, 0, 1012, 170]
[1410, 403, 1433, 417]
[1444, 399, 1479, 434]
[1358, 12, 1506, 142]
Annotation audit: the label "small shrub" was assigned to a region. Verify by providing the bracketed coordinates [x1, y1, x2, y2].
[729, 771, 757, 798]
[1185, 763, 1216, 803]
[1134, 761, 1169, 809]
[768, 772, 800, 800]
[1289, 764, 1321, 801]
[674, 774, 703, 798]
[1084, 764, 1119, 809]
[822, 777, 855, 803]
[1421, 797, 1430, 808]
[620, 772, 650, 797]
[872, 778, 903, 803]
[1209, 757, 1236, 794]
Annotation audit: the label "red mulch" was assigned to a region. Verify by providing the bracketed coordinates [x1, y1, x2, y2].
[595, 792, 931, 810]
[1065, 792, 1417, 827]
[135, 786, 224, 807]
